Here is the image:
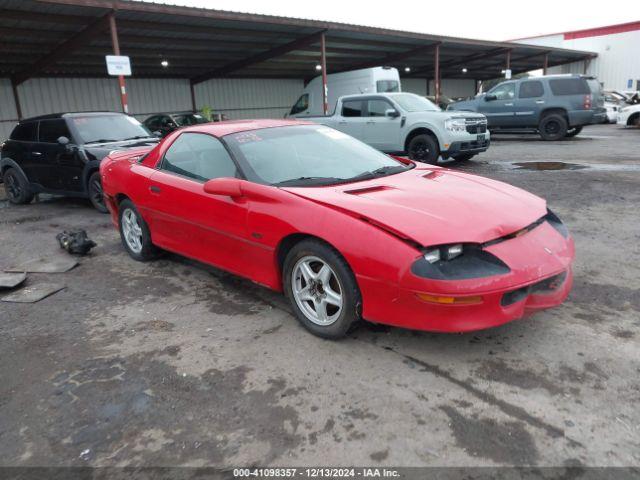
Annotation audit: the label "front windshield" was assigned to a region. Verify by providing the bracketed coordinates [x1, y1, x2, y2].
[224, 125, 411, 187]
[71, 115, 153, 144]
[392, 93, 440, 112]
[174, 114, 208, 126]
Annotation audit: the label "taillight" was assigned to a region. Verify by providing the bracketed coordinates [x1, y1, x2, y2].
[583, 94, 592, 109]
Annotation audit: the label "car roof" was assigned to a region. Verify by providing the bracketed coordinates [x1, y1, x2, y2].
[176, 118, 314, 137]
[19, 111, 126, 123]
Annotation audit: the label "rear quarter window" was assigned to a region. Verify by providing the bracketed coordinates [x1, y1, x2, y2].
[10, 122, 38, 142]
[548, 78, 590, 96]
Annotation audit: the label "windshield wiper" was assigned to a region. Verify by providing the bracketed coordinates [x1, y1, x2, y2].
[273, 176, 344, 187]
[123, 135, 155, 141]
[85, 139, 118, 144]
[343, 165, 410, 183]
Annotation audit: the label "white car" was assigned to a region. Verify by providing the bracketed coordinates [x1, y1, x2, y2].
[617, 104, 640, 127]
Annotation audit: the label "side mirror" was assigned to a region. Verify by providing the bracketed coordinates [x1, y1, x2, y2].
[57, 136, 70, 145]
[203, 177, 243, 198]
[485, 94, 497, 101]
[385, 109, 400, 118]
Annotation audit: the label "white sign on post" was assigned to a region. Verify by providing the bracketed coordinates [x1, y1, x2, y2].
[105, 55, 132, 76]
[505, 68, 512, 79]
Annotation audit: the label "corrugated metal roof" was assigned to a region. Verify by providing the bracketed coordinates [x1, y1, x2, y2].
[0, 0, 596, 82]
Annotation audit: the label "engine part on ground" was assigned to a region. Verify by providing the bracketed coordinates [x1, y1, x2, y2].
[56, 230, 97, 256]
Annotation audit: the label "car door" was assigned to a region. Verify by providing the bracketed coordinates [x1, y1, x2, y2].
[333, 99, 367, 141]
[363, 98, 402, 151]
[479, 82, 517, 127]
[5, 122, 38, 183]
[145, 132, 250, 274]
[514, 80, 546, 127]
[36, 119, 83, 192]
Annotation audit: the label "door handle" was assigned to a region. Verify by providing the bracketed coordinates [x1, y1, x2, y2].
[366, 121, 375, 124]
[535, 100, 545, 104]
[504, 103, 514, 106]
[32, 151, 42, 156]
[149, 185, 161, 194]
[338, 121, 347, 125]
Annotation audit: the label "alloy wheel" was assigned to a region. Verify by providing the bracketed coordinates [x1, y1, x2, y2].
[90, 178, 105, 210]
[5, 173, 21, 200]
[291, 255, 343, 326]
[121, 208, 143, 254]
[410, 141, 430, 161]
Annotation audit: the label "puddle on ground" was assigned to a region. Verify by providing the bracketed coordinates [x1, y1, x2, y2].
[511, 161, 640, 172]
[513, 162, 587, 171]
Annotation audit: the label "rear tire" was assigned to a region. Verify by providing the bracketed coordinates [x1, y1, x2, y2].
[118, 199, 159, 261]
[3, 167, 34, 205]
[88, 171, 108, 213]
[407, 134, 439, 165]
[539, 113, 568, 141]
[283, 239, 361, 339]
[565, 126, 583, 138]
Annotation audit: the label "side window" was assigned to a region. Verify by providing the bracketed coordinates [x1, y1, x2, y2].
[342, 100, 363, 117]
[146, 116, 160, 129]
[162, 133, 238, 182]
[376, 80, 400, 93]
[366, 99, 393, 117]
[490, 83, 516, 100]
[38, 120, 72, 143]
[290, 94, 309, 115]
[10, 122, 38, 142]
[519, 81, 545, 99]
[548, 78, 590, 96]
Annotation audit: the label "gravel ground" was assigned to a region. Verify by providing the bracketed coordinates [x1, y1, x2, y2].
[0, 123, 639, 468]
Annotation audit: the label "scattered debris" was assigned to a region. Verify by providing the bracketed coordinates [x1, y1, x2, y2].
[0, 272, 26, 289]
[56, 230, 97, 256]
[79, 448, 91, 461]
[1, 283, 65, 303]
[6, 256, 78, 273]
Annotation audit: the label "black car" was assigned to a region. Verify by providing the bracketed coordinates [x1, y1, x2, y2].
[143, 112, 208, 137]
[0, 112, 158, 212]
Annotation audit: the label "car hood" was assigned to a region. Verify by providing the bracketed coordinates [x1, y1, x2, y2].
[283, 166, 547, 247]
[84, 138, 159, 161]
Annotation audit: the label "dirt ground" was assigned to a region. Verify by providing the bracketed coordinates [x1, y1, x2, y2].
[1, 123, 639, 468]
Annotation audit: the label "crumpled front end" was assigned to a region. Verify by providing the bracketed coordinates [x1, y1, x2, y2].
[359, 213, 575, 332]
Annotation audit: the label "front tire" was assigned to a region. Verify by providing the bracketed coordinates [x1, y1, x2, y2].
[3, 167, 34, 205]
[539, 113, 568, 141]
[565, 126, 583, 138]
[118, 199, 159, 261]
[88, 171, 108, 213]
[283, 239, 361, 339]
[407, 134, 439, 165]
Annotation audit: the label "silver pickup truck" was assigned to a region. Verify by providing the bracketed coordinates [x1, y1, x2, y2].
[290, 92, 490, 164]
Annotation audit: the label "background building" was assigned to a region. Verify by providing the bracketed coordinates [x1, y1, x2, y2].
[513, 21, 640, 92]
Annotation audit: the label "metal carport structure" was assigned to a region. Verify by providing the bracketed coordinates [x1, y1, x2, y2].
[0, 0, 596, 121]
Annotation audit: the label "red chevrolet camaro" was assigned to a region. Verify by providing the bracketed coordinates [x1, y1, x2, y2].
[100, 119, 574, 338]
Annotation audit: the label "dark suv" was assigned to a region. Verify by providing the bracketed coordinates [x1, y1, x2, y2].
[1, 112, 158, 212]
[448, 75, 606, 140]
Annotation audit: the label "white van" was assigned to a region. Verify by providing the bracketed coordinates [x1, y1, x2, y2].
[288, 66, 401, 117]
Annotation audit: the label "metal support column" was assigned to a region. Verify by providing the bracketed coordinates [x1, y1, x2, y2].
[506, 50, 511, 73]
[320, 33, 328, 115]
[11, 79, 22, 120]
[543, 54, 549, 75]
[190, 82, 197, 112]
[583, 58, 591, 75]
[108, 12, 128, 114]
[434, 44, 440, 105]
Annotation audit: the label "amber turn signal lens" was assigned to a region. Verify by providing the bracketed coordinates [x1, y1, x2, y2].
[415, 293, 483, 305]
